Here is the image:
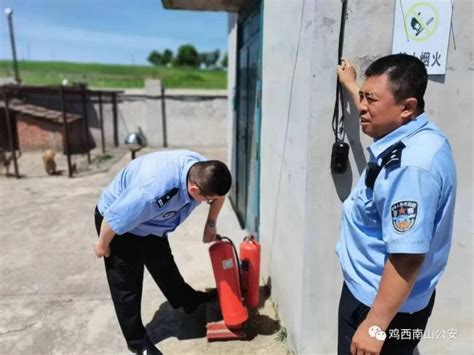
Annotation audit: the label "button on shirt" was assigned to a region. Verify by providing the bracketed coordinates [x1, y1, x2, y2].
[97, 150, 206, 237]
[336, 113, 456, 313]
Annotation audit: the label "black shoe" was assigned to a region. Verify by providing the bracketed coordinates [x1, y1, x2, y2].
[128, 339, 162, 355]
[129, 345, 162, 355]
[182, 289, 218, 314]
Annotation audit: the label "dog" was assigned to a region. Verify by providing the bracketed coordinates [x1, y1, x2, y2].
[42, 149, 57, 175]
[0, 148, 21, 176]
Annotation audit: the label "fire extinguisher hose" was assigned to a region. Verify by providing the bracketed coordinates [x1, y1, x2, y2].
[215, 235, 244, 300]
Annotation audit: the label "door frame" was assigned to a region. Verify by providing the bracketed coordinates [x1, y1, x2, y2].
[229, 0, 263, 236]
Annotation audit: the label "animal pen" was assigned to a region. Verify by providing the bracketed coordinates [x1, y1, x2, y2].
[0, 84, 123, 178]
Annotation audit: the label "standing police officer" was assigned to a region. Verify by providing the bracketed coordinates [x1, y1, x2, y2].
[335, 54, 456, 354]
[93, 149, 232, 354]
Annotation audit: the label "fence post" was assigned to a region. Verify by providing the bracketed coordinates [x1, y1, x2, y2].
[60, 86, 73, 178]
[161, 84, 168, 147]
[98, 92, 105, 154]
[3, 90, 20, 178]
[81, 86, 91, 164]
[112, 93, 119, 147]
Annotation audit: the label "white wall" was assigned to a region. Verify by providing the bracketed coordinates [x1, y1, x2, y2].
[260, 1, 313, 352]
[90, 89, 228, 149]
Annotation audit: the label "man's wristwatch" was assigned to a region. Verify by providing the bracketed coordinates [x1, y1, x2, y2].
[206, 219, 216, 228]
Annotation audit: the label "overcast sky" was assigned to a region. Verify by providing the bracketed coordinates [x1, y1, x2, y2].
[0, 0, 228, 65]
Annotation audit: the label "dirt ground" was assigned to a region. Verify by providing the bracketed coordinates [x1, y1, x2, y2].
[0, 147, 290, 355]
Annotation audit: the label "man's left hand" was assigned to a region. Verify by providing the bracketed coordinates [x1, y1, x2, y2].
[203, 219, 217, 243]
[351, 318, 386, 355]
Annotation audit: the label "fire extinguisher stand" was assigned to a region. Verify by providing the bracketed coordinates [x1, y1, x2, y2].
[207, 235, 261, 341]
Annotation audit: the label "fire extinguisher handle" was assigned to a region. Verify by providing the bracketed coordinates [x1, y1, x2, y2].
[244, 235, 256, 243]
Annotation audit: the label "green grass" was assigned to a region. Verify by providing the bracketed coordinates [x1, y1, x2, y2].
[0, 60, 227, 89]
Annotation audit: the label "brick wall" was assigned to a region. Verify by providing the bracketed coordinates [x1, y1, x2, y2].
[16, 114, 63, 151]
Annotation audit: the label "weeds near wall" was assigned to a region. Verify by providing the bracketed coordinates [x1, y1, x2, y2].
[276, 326, 288, 343]
[271, 300, 288, 343]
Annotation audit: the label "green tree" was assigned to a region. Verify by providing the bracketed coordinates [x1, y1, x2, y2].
[174, 44, 200, 67]
[199, 49, 221, 68]
[209, 49, 221, 67]
[162, 49, 173, 65]
[199, 53, 207, 67]
[221, 52, 228, 68]
[147, 50, 163, 66]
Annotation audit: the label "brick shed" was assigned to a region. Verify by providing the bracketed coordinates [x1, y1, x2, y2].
[0, 99, 96, 154]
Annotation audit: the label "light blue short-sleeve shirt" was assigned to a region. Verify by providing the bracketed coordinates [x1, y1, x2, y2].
[97, 150, 206, 237]
[336, 113, 457, 313]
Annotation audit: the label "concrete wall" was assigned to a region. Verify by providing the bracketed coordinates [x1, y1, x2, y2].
[259, 1, 312, 352]
[248, 0, 473, 354]
[89, 86, 228, 150]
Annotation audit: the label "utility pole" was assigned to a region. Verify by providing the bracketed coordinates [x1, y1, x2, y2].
[4, 8, 21, 84]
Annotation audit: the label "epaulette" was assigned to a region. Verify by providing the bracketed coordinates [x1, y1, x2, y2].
[365, 141, 406, 189]
[380, 141, 405, 170]
[156, 187, 179, 207]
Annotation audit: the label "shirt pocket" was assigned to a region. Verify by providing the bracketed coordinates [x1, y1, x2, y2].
[352, 188, 380, 229]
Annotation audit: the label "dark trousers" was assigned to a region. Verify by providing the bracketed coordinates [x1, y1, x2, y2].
[94, 207, 197, 351]
[338, 283, 435, 355]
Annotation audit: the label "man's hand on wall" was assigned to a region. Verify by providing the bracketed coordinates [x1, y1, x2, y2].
[337, 58, 360, 108]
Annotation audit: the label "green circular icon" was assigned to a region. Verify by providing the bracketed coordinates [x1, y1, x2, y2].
[405, 2, 439, 42]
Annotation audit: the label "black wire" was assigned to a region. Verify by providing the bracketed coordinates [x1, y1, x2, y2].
[219, 236, 244, 298]
[332, 0, 348, 142]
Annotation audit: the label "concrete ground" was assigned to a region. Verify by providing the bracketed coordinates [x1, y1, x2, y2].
[0, 146, 288, 355]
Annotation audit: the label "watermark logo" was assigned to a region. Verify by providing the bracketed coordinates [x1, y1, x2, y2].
[368, 326, 387, 341]
[387, 328, 458, 340]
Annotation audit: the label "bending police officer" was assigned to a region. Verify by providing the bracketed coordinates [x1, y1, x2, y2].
[94, 149, 232, 354]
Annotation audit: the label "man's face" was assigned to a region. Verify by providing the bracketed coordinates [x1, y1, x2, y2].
[358, 74, 409, 139]
[188, 182, 220, 205]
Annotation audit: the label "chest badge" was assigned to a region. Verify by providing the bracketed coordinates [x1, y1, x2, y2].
[391, 201, 418, 233]
[162, 211, 177, 219]
[156, 187, 179, 208]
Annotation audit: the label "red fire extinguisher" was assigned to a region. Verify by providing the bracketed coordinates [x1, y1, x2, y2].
[209, 236, 248, 329]
[240, 235, 261, 309]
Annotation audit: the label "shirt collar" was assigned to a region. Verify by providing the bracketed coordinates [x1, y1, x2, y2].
[367, 112, 429, 160]
[180, 159, 199, 206]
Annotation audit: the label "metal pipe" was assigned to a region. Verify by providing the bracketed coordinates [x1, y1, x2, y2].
[4, 8, 21, 84]
[3, 90, 20, 178]
[60, 86, 73, 178]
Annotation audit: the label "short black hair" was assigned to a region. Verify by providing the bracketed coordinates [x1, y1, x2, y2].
[188, 160, 232, 196]
[365, 54, 428, 111]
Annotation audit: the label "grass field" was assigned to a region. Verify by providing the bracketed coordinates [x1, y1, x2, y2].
[0, 60, 227, 89]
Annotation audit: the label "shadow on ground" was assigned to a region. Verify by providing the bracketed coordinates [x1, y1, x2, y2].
[146, 286, 280, 344]
[146, 301, 208, 343]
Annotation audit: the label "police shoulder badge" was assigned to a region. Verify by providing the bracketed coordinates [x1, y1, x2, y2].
[391, 201, 418, 233]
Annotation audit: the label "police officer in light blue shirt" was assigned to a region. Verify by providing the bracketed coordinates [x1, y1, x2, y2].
[93, 150, 232, 355]
[336, 54, 456, 355]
